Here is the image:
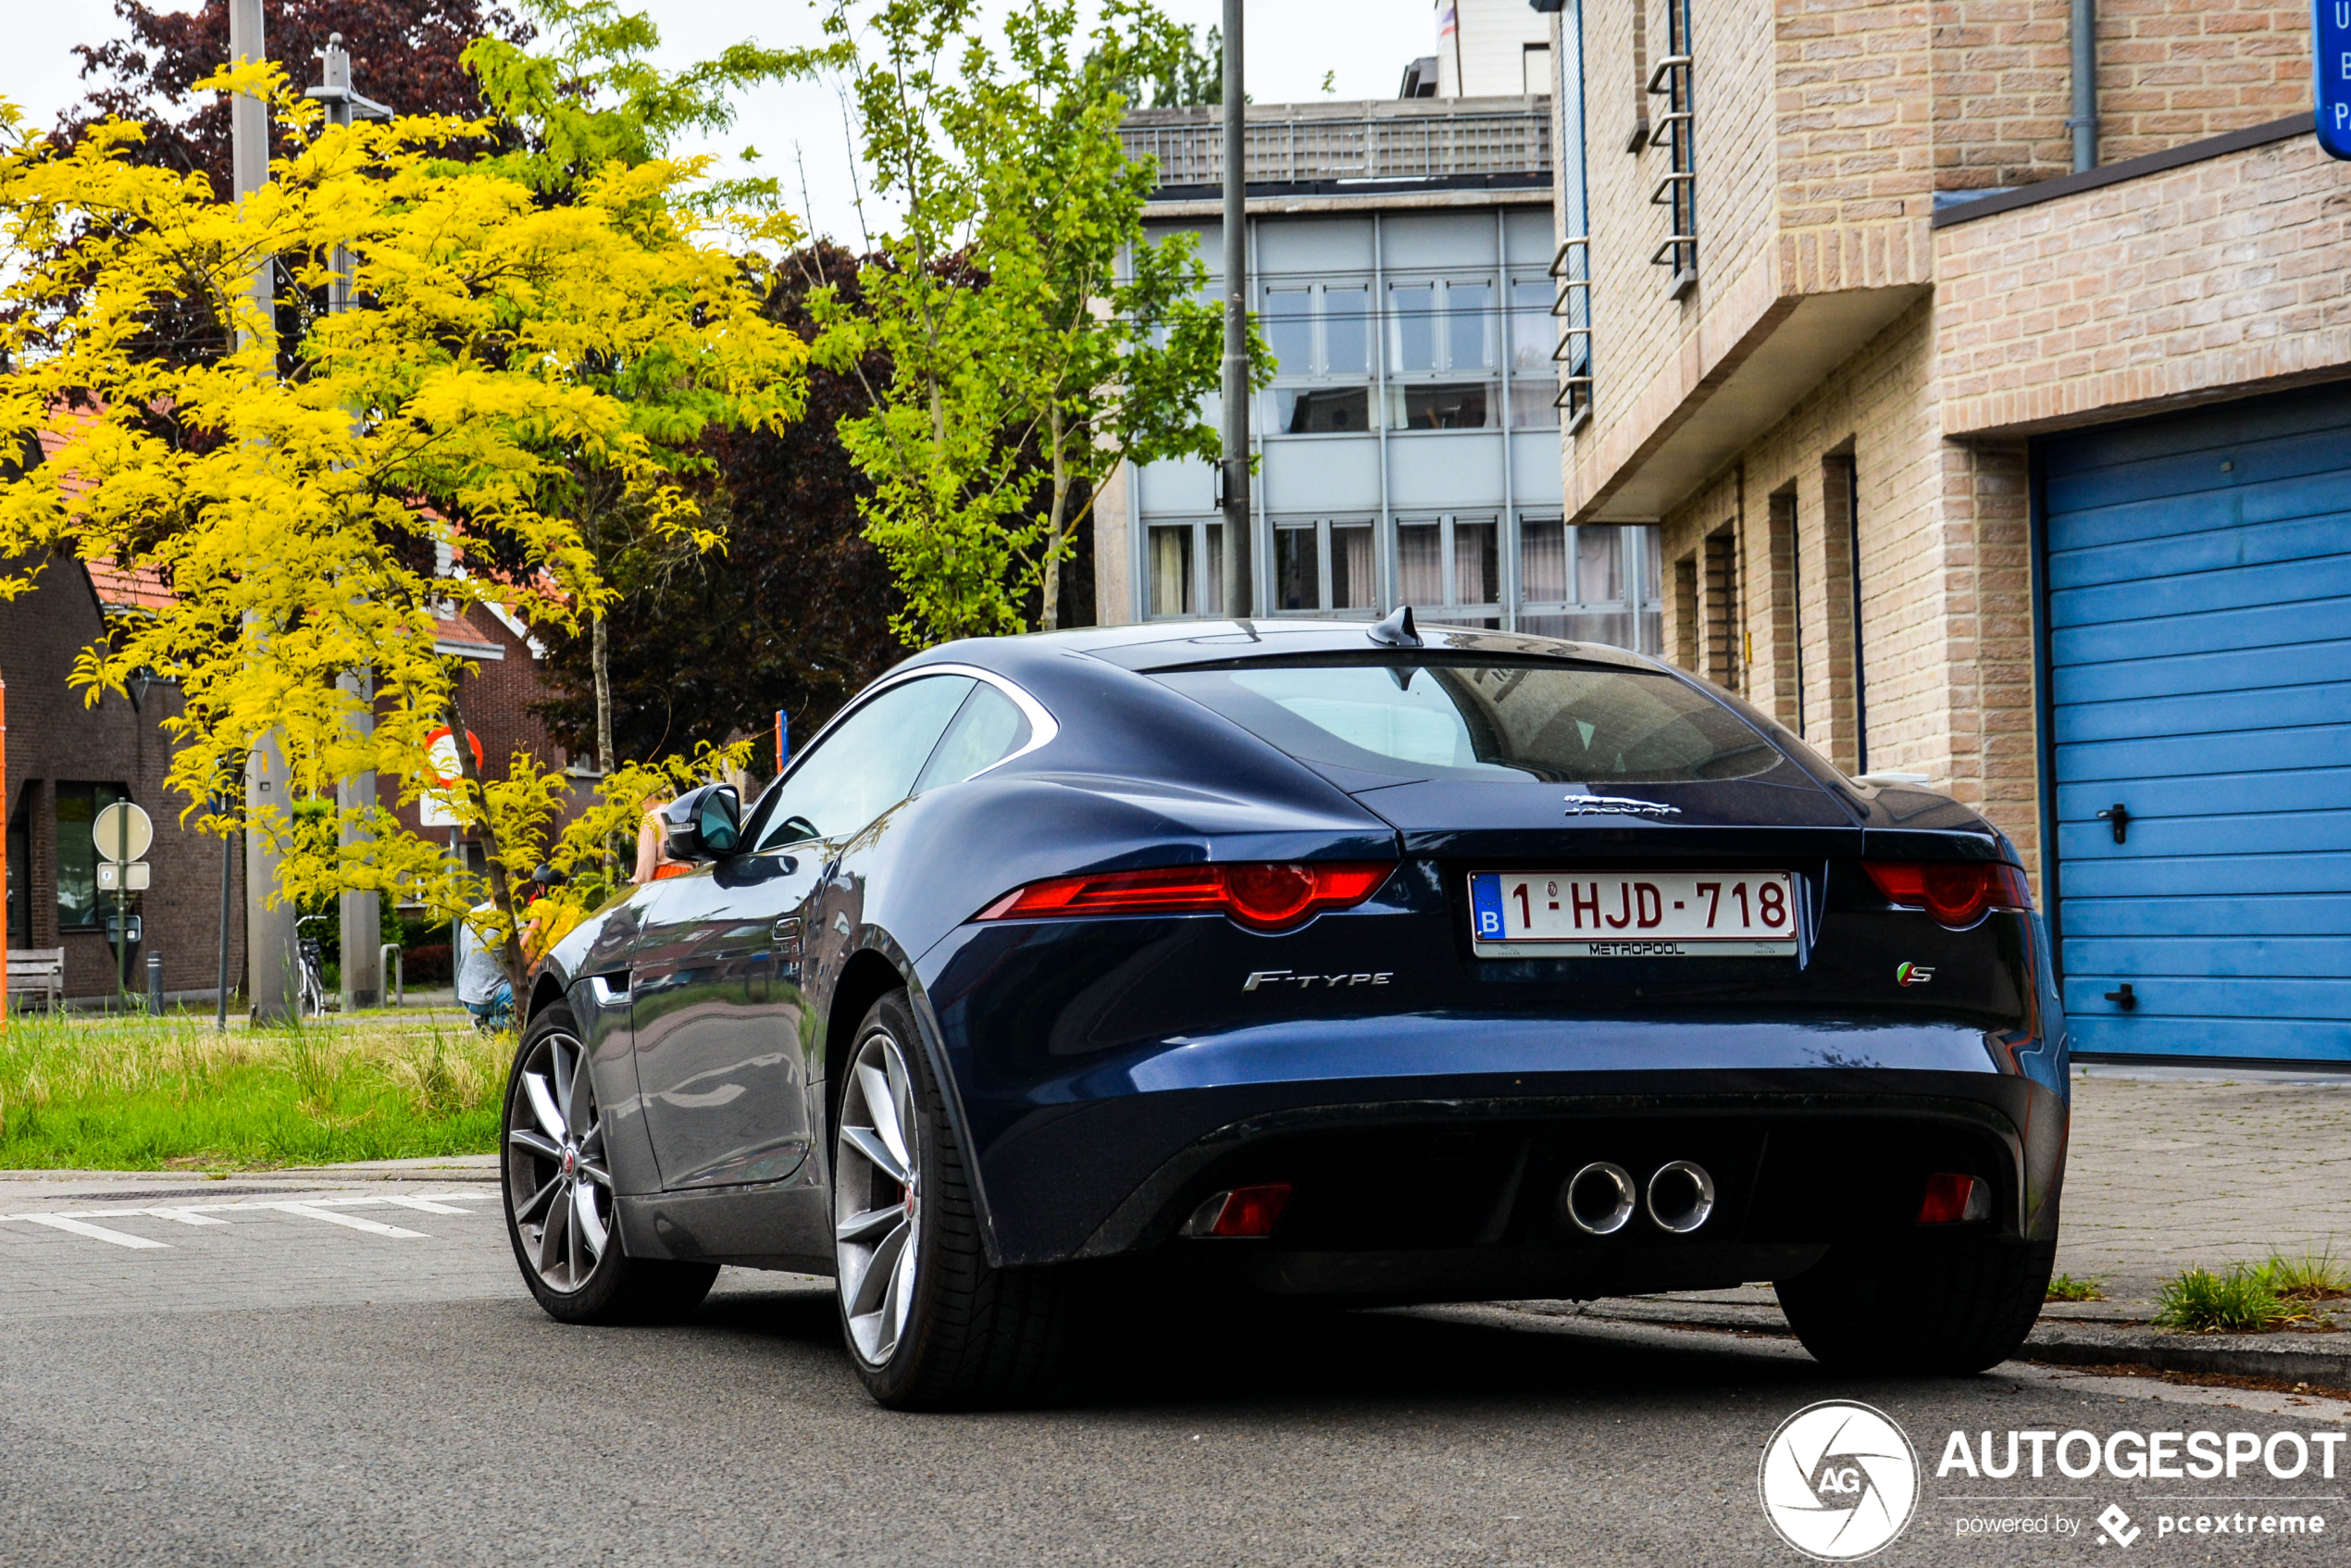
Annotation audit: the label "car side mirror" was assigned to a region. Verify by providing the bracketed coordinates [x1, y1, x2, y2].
[661, 783, 741, 863]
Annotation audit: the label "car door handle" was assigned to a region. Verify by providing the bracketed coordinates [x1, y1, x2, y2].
[772, 917, 802, 948]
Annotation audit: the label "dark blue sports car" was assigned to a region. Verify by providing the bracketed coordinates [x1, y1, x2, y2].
[502, 612, 2069, 1408]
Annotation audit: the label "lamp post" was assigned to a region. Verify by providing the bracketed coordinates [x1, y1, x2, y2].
[1218, 0, 1251, 621]
[308, 33, 393, 1014]
[229, 0, 299, 1023]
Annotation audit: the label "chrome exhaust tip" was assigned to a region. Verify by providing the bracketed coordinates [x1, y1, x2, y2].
[1561, 1161, 1636, 1235]
[1646, 1161, 1716, 1234]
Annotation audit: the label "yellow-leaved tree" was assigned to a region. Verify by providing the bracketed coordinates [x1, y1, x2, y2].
[0, 63, 806, 989]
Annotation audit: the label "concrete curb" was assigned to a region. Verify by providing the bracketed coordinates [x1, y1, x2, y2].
[0, 1154, 500, 1185]
[1500, 1296, 2351, 1388]
[2024, 1322, 2351, 1388]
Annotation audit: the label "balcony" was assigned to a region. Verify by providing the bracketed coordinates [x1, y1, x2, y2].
[1120, 98, 1551, 192]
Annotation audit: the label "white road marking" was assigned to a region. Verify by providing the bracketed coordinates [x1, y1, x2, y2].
[267, 1202, 428, 1238]
[377, 1195, 478, 1215]
[0, 1189, 490, 1249]
[20, 1214, 169, 1250]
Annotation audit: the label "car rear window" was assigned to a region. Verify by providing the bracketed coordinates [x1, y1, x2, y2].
[1151, 658, 1785, 783]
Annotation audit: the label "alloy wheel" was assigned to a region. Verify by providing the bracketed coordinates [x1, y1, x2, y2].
[834, 1027, 921, 1366]
[505, 1028, 615, 1293]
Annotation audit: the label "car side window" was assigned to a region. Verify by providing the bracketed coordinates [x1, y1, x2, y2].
[914, 682, 1033, 793]
[756, 676, 976, 851]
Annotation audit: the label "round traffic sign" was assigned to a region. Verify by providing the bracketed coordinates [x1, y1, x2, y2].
[92, 800, 154, 864]
[422, 726, 486, 788]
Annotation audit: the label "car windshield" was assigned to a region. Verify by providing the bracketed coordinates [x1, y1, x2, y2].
[1151, 657, 1784, 784]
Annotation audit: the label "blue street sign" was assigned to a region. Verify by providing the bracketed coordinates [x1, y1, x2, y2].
[2321, 0, 2351, 159]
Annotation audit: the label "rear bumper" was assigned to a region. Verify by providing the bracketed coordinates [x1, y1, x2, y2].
[944, 1015, 2068, 1277]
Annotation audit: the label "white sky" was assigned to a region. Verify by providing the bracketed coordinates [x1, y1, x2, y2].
[0, 1, 1443, 243]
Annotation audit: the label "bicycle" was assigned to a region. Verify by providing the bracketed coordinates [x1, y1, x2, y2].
[295, 914, 331, 1018]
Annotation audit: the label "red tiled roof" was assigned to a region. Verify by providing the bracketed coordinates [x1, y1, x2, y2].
[84, 557, 174, 613]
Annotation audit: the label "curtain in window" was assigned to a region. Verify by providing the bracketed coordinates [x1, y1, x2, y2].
[1333, 524, 1375, 610]
[1396, 522, 1443, 604]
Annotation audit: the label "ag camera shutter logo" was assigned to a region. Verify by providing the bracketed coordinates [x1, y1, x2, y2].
[1759, 1400, 1921, 1560]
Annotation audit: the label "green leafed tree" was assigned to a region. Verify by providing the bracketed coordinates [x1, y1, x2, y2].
[813, 0, 1261, 645]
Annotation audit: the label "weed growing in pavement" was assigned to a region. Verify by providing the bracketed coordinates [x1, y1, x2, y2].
[2045, 1274, 2106, 1302]
[0, 1011, 512, 1169]
[2154, 1263, 2315, 1333]
[2259, 1249, 2351, 1301]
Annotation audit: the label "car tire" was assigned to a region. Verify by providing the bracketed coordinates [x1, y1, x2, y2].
[502, 1002, 718, 1325]
[1774, 1232, 2057, 1375]
[833, 989, 1073, 1410]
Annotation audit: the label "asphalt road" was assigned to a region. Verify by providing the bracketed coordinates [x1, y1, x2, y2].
[4, 1176, 2346, 1567]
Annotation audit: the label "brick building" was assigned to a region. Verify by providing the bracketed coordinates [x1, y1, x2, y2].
[1534, 0, 2348, 1061]
[2, 548, 244, 1003]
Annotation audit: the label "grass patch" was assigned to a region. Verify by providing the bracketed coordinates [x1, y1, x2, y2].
[2260, 1249, 2351, 1301]
[0, 1011, 511, 1171]
[2153, 1263, 2316, 1334]
[2045, 1273, 2106, 1302]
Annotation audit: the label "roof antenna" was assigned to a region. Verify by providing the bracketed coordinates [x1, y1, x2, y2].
[1368, 604, 1421, 648]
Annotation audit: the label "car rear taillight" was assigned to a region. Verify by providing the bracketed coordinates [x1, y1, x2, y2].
[975, 862, 1394, 932]
[1180, 1183, 1293, 1238]
[1917, 1172, 1991, 1225]
[1862, 861, 2034, 930]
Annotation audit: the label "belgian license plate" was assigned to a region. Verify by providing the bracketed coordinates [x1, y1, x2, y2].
[1468, 870, 1800, 958]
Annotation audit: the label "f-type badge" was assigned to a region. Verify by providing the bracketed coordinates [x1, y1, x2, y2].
[1563, 795, 1681, 818]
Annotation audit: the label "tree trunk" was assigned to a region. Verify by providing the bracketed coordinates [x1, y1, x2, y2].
[445, 687, 528, 990]
[583, 504, 614, 774]
[1039, 403, 1069, 631]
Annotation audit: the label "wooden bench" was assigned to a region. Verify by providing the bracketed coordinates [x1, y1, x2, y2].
[7, 948, 65, 1012]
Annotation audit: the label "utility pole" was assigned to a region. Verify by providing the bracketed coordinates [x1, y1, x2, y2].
[308, 33, 392, 1014]
[1218, 0, 1251, 620]
[230, 0, 299, 1024]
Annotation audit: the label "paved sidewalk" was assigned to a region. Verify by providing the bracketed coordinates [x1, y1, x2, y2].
[2059, 1064, 2351, 1310]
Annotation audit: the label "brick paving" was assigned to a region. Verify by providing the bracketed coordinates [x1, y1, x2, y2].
[2057, 1064, 2351, 1312]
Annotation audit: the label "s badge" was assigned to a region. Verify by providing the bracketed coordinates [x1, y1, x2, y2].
[1896, 962, 1935, 987]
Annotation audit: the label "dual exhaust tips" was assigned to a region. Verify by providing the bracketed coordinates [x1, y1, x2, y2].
[1561, 1160, 1715, 1236]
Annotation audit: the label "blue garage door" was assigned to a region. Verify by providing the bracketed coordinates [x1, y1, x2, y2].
[2042, 382, 2351, 1062]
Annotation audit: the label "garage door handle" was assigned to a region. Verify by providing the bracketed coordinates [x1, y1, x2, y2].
[2096, 803, 2131, 844]
[2103, 982, 2137, 1011]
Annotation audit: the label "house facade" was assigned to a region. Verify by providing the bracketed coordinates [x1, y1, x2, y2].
[1, 550, 244, 1004]
[1534, 0, 2348, 1062]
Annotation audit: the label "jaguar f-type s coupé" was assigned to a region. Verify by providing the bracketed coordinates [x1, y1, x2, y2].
[503, 612, 2068, 1408]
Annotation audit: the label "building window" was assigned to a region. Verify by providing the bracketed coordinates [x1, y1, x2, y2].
[56, 782, 128, 932]
[1394, 514, 1502, 628]
[1520, 520, 1662, 651]
[1387, 279, 1498, 430]
[1149, 521, 1225, 618]
[6, 786, 29, 947]
[1647, 0, 1696, 295]
[1507, 278, 1559, 429]
[1265, 282, 1375, 434]
[1273, 517, 1379, 614]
